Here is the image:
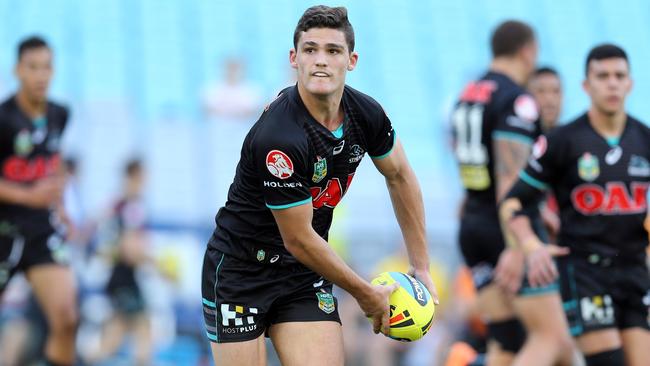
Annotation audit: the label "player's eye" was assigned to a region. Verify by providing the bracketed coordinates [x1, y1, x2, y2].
[328, 49, 340, 54]
[304, 48, 315, 54]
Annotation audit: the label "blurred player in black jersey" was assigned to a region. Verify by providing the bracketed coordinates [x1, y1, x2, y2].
[452, 21, 574, 366]
[502, 44, 650, 366]
[0, 37, 77, 366]
[528, 67, 563, 133]
[528, 67, 563, 242]
[201, 5, 438, 366]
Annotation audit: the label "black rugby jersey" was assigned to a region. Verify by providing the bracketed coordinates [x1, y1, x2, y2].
[519, 113, 650, 258]
[452, 71, 542, 214]
[0, 96, 68, 230]
[209, 85, 394, 260]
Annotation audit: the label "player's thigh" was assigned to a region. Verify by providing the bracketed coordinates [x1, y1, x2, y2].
[211, 333, 267, 366]
[575, 329, 621, 355]
[477, 283, 516, 322]
[26, 263, 77, 327]
[513, 292, 570, 336]
[621, 328, 650, 366]
[269, 321, 344, 366]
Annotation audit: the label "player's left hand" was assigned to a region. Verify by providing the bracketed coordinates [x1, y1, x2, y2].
[495, 247, 525, 294]
[526, 244, 569, 287]
[409, 266, 440, 305]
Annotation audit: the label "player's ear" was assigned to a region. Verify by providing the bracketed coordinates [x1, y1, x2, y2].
[347, 51, 358, 71]
[581, 78, 589, 94]
[289, 49, 298, 69]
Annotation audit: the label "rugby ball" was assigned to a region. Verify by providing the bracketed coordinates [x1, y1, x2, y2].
[371, 271, 436, 342]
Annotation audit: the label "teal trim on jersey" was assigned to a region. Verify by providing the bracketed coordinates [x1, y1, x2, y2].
[566, 262, 584, 336]
[266, 197, 312, 210]
[520, 171, 549, 191]
[563, 299, 578, 311]
[492, 130, 534, 145]
[331, 123, 344, 139]
[33, 116, 46, 128]
[206, 332, 217, 341]
[519, 282, 558, 296]
[202, 298, 216, 308]
[370, 132, 397, 160]
[212, 253, 225, 342]
[606, 136, 620, 146]
[569, 325, 583, 337]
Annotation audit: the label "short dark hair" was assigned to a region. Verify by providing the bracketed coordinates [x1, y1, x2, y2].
[491, 20, 535, 58]
[585, 43, 628, 76]
[293, 5, 355, 52]
[125, 159, 143, 177]
[17, 36, 49, 61]
[533, 66, 559, 78]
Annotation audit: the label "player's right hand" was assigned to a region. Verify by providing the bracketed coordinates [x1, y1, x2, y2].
[495, 247, 525, 294]
[23, 177, 64, 208]
[526, 244, 569, 287]
[357, 282, 400, 336]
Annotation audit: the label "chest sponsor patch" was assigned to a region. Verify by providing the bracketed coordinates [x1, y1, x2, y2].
[578, 152, 600, 182]
[266, 150, 294, 179]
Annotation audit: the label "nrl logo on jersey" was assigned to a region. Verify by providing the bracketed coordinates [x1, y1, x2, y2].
[578, 152, 599, 182]
[14, 130, 33, 156]
[312, 156, 327, 183]
[628, 155, 650, 177]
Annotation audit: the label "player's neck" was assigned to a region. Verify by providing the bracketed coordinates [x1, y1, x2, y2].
[297, 83, 344, 131]
[16, 89, 46, 119]
[587, 107, 626, 137]
[490, 59, 527, 86]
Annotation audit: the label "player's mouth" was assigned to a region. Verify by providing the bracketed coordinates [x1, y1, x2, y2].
[311, 71, 330, 78]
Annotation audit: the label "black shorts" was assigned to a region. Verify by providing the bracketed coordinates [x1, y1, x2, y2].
[558, 255, 650, 336]
[0, 224, 68, 293]
[201, 247, 341, 343]
[106, 262, 145, 315]
[459, 213, 506, 290]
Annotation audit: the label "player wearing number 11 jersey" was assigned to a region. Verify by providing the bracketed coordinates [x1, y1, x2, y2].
[452, 20, 575, 366]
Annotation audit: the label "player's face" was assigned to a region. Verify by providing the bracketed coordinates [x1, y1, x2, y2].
[583, 58, 631, 116]
[15, 47, 52, 102]
[290, 27, 358, 97]
[529, 73, 562, 130]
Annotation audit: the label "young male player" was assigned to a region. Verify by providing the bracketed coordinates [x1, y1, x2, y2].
[452, 20, 573, 366]
[0, 36, 77, 366]
[201, 6, 438, 366]
[502, 44, 650, 366]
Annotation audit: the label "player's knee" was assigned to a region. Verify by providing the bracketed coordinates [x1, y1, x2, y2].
[487, 318, 526, 353]
[48, 303, 78, 335]
[584, 348, 624, 366]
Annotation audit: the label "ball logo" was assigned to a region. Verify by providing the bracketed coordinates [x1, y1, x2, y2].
[514, 94, 539, 122]
[266, 150, 294, 179]
[406, 275, 427, 306]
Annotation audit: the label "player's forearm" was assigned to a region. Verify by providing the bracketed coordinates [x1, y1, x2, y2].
[500, 197, 543, 253]
[385, 166, 429, 271]
[283, 230, 372, 299]
[0, 179, 29, 205]
[494, 139, 531, 202]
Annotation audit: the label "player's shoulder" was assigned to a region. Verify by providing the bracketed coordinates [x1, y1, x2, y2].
[626, 114, 650, 135]
[0, 95, 16, 115]
[250, 86, 308, 151]
[544, 113, 588, 146]
[47, 99, 70, 117]
[342, 84, 387, 123]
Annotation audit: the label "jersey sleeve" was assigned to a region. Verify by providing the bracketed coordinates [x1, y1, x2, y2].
[253, 128, 312, 210]
[518, 132, 563, 192]
[367, 105, 396, 159]
[493, 93, 540, 145]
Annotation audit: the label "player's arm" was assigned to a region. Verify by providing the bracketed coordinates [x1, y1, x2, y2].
[271, 204, 398, 335]
[0, 178, 62, 208]
[371, 138, 439, 304]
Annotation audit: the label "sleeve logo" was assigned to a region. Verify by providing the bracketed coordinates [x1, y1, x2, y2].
[532, 136, 547, 160]
[266, 150, 294, 179]
[514, 94, 539, 122]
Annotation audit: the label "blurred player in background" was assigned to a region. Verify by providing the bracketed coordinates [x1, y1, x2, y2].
[452, 21, 574, 366]
[502, 44, 650, 366]
[0, 36, 77, 366]
[87, 159, 153, 365]
[201, 5, 438, 366]
[528, 67, 563, 242]
[528, 67, 563, 133]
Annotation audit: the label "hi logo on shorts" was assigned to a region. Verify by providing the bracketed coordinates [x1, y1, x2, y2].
[266, 150, 294, 179]
[220, 304, 258, 334]
[580, 295, 614, 326]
